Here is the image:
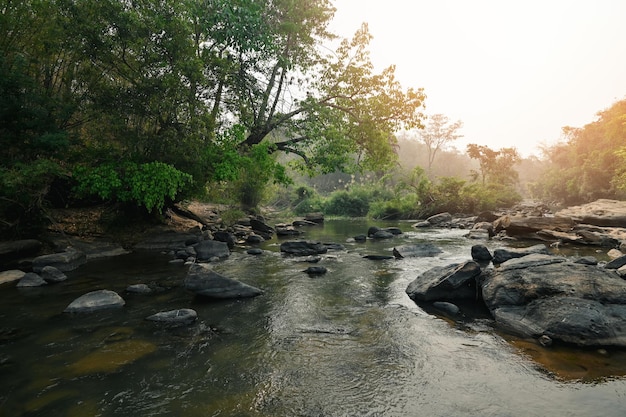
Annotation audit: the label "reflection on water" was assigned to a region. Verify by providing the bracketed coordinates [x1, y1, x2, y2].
[1, 220, 625, 416]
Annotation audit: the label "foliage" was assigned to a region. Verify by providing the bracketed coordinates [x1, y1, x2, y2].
[324, 190, 370, 217]
[613, 146, 626, 193]
[1, 0, 431, 236]
[531, 99, 626, 204]
[415, 114, 463, 176]
[466, 144, 520, 186]
[0, 160, 65, 236]
[73, 162, 193, 213]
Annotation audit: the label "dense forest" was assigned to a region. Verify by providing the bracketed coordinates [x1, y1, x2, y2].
[1, 0, 625, 238]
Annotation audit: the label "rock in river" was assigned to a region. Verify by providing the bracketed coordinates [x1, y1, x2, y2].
[482, 254, 626, 347]
[406, 260, 481, 302]
[146, 309, 197, 325]
[64, 290, 125, 313]
[185, 263, 263, 299]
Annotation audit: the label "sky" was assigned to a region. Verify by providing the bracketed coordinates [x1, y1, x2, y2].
[329, 0, 626, 157]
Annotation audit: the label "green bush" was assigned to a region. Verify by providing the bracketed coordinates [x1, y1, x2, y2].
[324, 190, 369, 217]
[73, 161, 193, 213]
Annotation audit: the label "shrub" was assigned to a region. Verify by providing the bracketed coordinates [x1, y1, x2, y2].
[73, 161, 193, 213]
[324, 190, 369, 217]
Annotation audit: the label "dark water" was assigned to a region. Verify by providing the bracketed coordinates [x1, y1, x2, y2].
[1, 220, 626, 416]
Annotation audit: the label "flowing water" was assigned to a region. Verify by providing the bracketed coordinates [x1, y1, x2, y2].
[1, 219, 626, 416]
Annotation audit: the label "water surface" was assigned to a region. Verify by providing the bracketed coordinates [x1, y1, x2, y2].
[1, 220, 625, 416]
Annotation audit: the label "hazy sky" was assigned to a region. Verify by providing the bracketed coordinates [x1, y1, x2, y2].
[329, 0, 626, 157]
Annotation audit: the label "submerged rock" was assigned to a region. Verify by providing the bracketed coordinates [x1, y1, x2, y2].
[184, 263, 263, 299]
[17, 272, 48, 287]
[394, 243, 443, 258]
[146, 308, 197, 325]
[64, 290, 125, 313]
[280, 241, 328, 256]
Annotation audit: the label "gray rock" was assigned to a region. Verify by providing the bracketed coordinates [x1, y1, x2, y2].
[247, 248, 263, 255]
[471, 244, 493, 262]
[146, 308, 197, 325]
[246, 234, 265, 244]
[193, 240, 230, 262]
[17, 272, 47, 287]
[406, 261, 481, 302]
[280, 241, 327, 256]
[213, 231, 237, 248]
[371, 230, 394, 239]
[605, 255, 626, 270]
[394, 243, 443, 258]
[482, 260, 626, 346]
[304, 266, 327, 275]
[492, 244, 549, 264]
[493, 297, 626, 347]
[250, 218, 275, 236]
[127, 284, 152, 294]
[412, 221, 431, 228]
[427, 212, 453, 225]
[574, 256, 599, 265]
[32, 249, 86, 272]
[433, 301, 461, 316]
[64, 290, 125, 313]
[40, 266, 67, 283]
[184, 263, 262, 298]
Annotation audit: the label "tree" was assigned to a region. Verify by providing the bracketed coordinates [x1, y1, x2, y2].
[417, 114, 463, 176]
[466, 144, 520, 186]
[531, 99, 626, 204]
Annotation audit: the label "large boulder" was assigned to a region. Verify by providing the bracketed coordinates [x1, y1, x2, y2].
[64, 290, 125, 313]
[556, 199, 626, 227]
[184, 263, 263, 298]
[280, 241, 328, 256]
[482, 255, 626, 346]
[406, 260, 481, 302]
[192, 240, 230, 261]
[32, 249, 86, 272]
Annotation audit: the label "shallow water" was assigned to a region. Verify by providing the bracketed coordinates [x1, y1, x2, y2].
[1, 220, 626, 416]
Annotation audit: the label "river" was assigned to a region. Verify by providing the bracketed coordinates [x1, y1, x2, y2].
[1, 219, 626, 416]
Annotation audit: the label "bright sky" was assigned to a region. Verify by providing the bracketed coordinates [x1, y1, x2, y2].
[329, 0, 626, 157]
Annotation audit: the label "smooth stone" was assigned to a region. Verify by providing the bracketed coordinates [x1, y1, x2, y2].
[146, 308, 197, 325]
[64, 290, 125, 313]
[16, 272, 47, 287]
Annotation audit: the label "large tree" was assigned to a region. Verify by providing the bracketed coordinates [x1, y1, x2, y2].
[417, 113, 463, 176]
[1, 0, 427, 233]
